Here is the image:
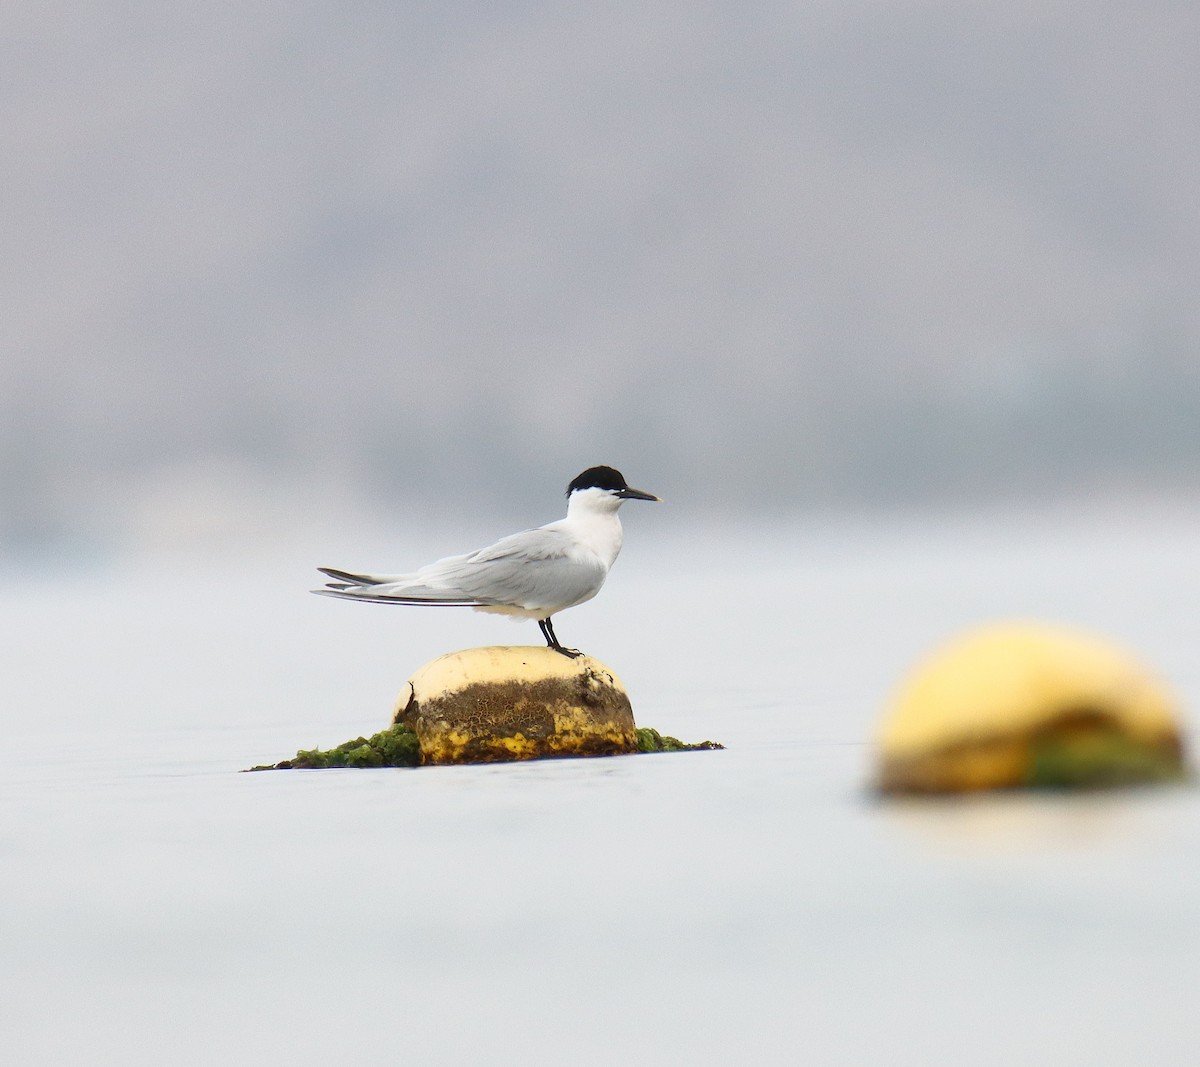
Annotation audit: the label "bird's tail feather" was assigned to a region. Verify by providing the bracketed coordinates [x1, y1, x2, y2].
[317, 567, 383, 586]
[313, 566, 491, 606]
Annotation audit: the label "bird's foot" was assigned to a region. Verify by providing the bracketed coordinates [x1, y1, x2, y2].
[538, 618, 581, 658]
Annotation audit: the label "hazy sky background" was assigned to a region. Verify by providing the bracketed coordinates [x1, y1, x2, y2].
[4, 1, 1198, 557]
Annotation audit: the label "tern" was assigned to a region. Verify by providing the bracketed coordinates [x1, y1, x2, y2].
[312, 466, 659, 657]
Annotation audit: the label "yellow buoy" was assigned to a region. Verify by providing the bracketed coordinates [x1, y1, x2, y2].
[393, 646, 638, 765]
[876, 623, 1188, 793]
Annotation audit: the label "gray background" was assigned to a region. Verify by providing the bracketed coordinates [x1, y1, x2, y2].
[5, 2, 1198, 557]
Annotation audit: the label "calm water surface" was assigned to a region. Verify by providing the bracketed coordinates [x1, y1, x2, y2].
[2, 508, 1199, 1065]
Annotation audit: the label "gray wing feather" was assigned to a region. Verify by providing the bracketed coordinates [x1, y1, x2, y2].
[311, 588, 489, 606]
[417, 529, 606, 611]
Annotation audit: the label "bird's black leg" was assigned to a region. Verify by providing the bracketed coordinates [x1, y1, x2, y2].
[539, 617, 582, 659]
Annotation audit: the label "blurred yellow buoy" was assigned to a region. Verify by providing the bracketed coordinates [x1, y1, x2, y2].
[876, 623, 1188, 793]
[393, 646, 638, 765]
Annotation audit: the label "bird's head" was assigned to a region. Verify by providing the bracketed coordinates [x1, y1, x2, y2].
[566, 466, 660, 512]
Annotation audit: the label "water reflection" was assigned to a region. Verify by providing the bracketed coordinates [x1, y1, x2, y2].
[879, 787, 1183, 855]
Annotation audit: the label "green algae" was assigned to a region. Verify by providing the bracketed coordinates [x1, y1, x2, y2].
[1027, 729, 1188, 789]
[245, 724, 421, 771]
[636, 727, 724, 753]
[246, 723, 722, 770]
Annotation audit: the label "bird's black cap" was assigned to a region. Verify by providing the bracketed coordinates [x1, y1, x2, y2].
[568, 466, 629, 494]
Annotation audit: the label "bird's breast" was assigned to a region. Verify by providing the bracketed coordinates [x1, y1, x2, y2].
[565, 517, 623, 569]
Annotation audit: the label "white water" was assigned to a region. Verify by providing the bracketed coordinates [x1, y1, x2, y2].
[3, 507, 1198, 1065]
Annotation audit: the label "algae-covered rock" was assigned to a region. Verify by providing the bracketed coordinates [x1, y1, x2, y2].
[244, 646, 723, 770]
[394, 646, 639, 764]
[876, 623, 1188, 794]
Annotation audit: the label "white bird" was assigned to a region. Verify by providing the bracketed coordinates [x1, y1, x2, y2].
[312, 466, 659, 657]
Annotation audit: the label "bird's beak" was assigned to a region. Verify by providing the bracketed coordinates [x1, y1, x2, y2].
[618, 487, 660, 501]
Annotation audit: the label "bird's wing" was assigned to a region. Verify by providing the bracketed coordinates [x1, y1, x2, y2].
[311, 587, 489, 606]
[462, 526, 573, 564]
[417, 528, 607, 612]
